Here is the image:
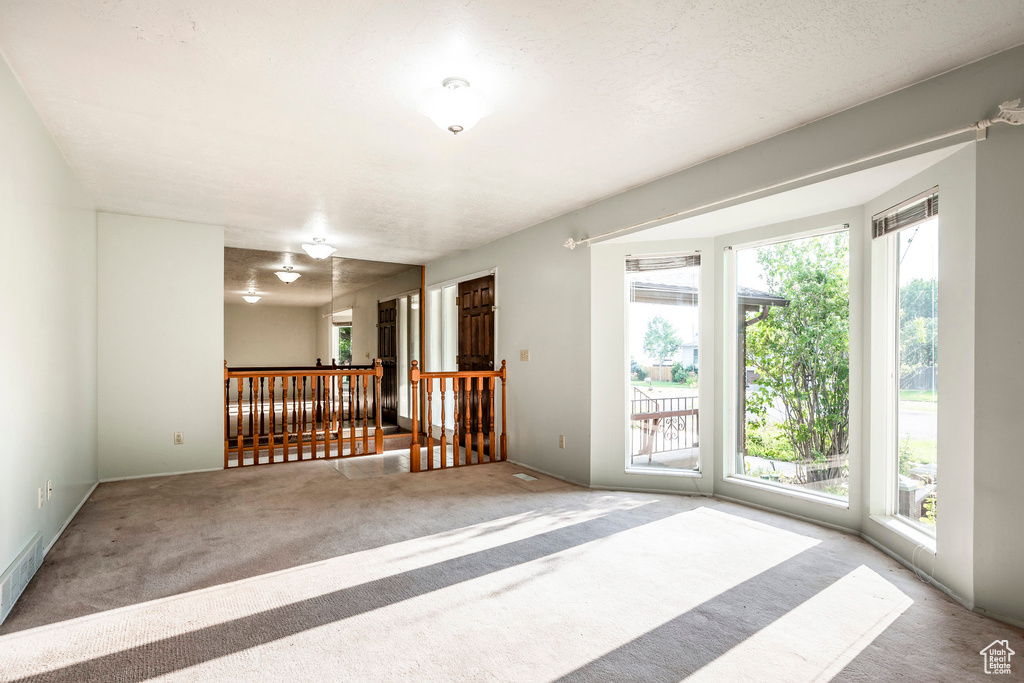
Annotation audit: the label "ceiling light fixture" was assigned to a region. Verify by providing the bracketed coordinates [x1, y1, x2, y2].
[301, 237, 337, 260]
[420, 77, 487, 135]
[242, 291, 261, 304]
[275, 266, 301, 283]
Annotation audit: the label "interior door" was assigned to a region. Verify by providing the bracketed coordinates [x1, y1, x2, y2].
[457, 275, 495, 454]
[378, 299, 398, 423]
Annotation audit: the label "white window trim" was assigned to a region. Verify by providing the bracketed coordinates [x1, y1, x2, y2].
[623, 250, 704, 476]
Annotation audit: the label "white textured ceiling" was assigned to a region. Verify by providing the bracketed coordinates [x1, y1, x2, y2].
[224, 248, 416, 307]
[1, 2, 1023, 263]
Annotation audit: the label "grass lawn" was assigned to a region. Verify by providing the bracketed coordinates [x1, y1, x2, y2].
[631, 380, 695, 389]
[901, 436, 937, 464]
[900, 390, 937, 402]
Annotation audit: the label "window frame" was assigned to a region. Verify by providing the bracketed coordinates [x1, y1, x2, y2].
[723, 224, 853, 506]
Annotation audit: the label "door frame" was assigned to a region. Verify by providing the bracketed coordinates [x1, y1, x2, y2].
[379, 287, 422, 430]
[425, 268, 499, 373]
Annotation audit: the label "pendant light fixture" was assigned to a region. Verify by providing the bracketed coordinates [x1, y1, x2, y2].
[301, 237, 337, 260]
[242, 291, 261, 304]
[420, 77, 487, 135]
[275, 265, 300, 283]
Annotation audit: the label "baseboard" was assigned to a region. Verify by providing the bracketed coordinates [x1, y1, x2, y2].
[973, 606, 1024, 630]
[589, 483, 712, 498]
[100, 467, 222, 483]
[505, 459, 589, 488]
[858, 532, 973, 611]
[45, 481, 99, 556]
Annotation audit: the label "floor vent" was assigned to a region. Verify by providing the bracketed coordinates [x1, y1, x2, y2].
[512, 473, 538, 481]
[0, 533, 42, 626]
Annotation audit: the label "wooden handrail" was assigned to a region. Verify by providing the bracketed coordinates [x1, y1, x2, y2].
[223, 359, 384, 468]
[409, 360, 508, 472]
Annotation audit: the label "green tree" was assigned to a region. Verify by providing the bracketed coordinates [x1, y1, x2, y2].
[643, 316, 681, 381]
[745, 233, 849, 463]
[337, 326, 352, 365]
[898, 277, 937, 387]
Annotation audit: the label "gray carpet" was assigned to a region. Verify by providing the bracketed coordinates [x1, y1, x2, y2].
[0, 460, 1019, 681]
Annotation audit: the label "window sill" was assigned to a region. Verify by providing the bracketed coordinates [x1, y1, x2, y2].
[868, 514, 936, 554]
[723, 475, 850, 509]
[625, 466, 702, 479]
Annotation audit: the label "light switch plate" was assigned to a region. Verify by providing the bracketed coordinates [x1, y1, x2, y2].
[174, 432, 184, 445]
[520, 349, 530, 361]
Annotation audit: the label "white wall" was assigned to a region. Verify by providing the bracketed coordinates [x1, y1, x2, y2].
[97, 213, 224, 480]
[331, 268, 421, 365]
[0, 53, 98, 575]
[426, 224, 592, 486]
[974, 121, 1024, 625]
[224, 304, 319, 367]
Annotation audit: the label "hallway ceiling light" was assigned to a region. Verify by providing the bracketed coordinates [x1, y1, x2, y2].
[275, 266, 301, 283]
[420, 77, 487, 135]
[301, 237, 337, 260]
[242, 291, 261, 304]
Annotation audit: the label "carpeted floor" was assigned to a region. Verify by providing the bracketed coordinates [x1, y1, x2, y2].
[0, 460, 1019, 681]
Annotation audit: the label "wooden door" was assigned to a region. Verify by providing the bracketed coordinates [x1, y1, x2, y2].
[378, 299, 398, 423]
[458, 275, 495, 455]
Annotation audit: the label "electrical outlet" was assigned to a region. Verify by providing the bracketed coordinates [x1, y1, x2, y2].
[559, 435, 565, 449]
[46, 480, 52, 500]
[520, 349, 530, 361]
[174, 432, 184, 445]
[38, 487, 43, 508]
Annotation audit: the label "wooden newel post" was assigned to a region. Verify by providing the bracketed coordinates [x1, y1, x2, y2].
[373, 359, 384, 454]
[224, 361, 230, 469]
[500, 360, 508, 461]
[410, 360, 421, 472]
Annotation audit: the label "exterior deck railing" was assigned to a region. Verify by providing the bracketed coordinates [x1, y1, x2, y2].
[630, 387, 698, 463]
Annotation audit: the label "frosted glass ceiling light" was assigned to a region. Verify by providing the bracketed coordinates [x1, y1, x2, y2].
[242, 291, 261, 304]
[420, 77, 487, 135]
[275, 266, 301, 283]
[301, 237, 337, 259]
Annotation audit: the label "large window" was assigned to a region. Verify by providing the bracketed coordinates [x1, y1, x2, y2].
[626, 254, 701, 473]
[875, 190, 939, 532]
[734, 230, 850, 500]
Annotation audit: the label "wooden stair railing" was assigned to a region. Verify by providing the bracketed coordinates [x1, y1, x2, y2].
[409, 360, 508, 472]
[223, 359, 384, 468]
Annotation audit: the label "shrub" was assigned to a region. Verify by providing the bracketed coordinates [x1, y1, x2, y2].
[630, 359, 648, 381]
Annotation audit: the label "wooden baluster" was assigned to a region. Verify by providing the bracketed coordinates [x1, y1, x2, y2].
[282, 376, 290, 462]
[426, 377, 434, 470]
[349, 375, 357, 457]
[236, 377, 243, 466]
[439, 379, 447, 469]
[223, 369, 229, 470]
[488, 375, 496, 463]
[410, 361, 421, 472]
[373, 360, 383, 454]
[500, 360, 508, 461]
[247, 377, 254, 457]
[348, 374, 355, 451]
[269, 376, 276, 463]
[452, 377, 460, 466]
[362, 373, 369, 456]
[253, 378, 261, 465]
[476, 376, 485, 465]
[298, 377, 306, 459]
[329, 374, 336, 459]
